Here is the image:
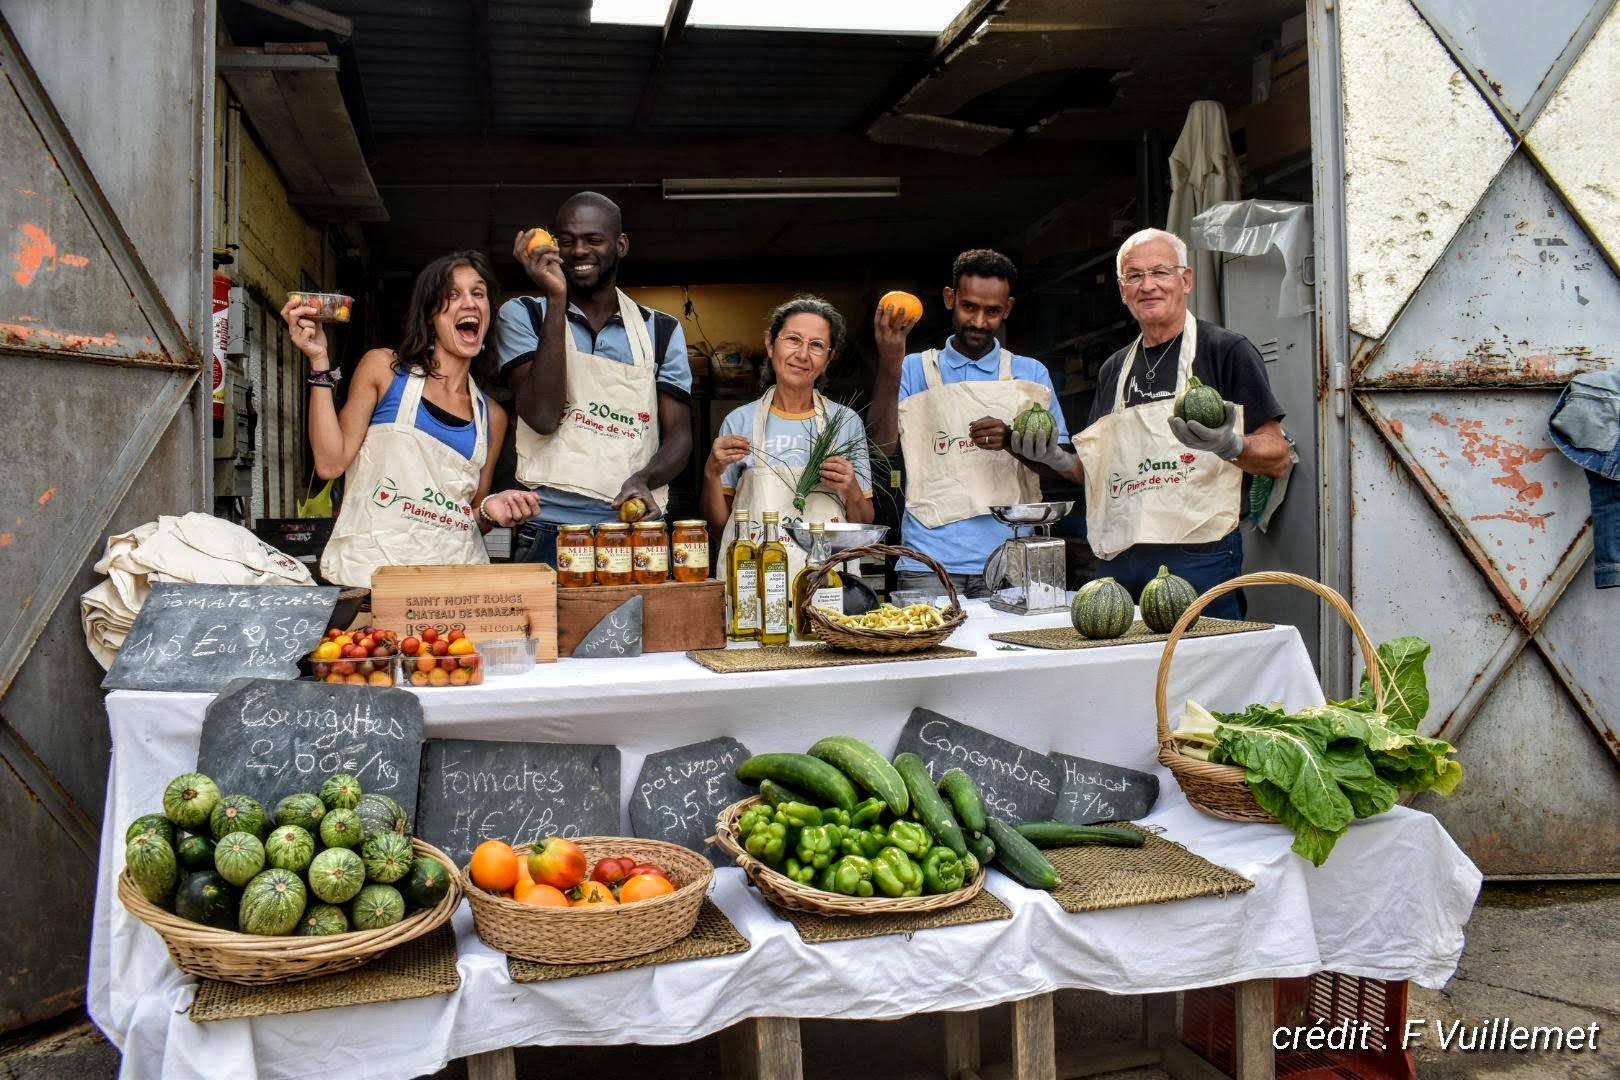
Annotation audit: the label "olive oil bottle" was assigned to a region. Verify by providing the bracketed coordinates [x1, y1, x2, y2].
[756, 511, 791, 646]
[793, 522, 844, 640]
[726, 506, 759, 641]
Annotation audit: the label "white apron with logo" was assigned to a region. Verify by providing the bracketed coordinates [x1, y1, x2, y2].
[1072, 313, 1242, 560]
[321, 368, 490, 588]
[723, 387, 851, 582]
[897, 348, 1045, 528]
[514, 290, 666, 510]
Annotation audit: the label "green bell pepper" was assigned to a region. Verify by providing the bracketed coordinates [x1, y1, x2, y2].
[819, 854, 874, 897]
[795, 823, 841, 870]
[873, 846, 924, 898]
[961, 851, 980, 880]
[772, 802, 823, 829]
[745, 820, 788, 865]
[841, 824, 885, 859]
[737, 804, 774, 839]
[886, 819, 932, 858]
[921, 845, 965, 894]
[849, 797, 886, 827]
[782, 857, 816, 884]
[820, 806, 851, 829]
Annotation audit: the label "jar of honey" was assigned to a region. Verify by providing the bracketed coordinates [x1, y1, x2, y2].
[556, 524, 595, 587]
[632, 520, 669, 584]
[594, 523, 633, 586]
[671, 520, 709, 582]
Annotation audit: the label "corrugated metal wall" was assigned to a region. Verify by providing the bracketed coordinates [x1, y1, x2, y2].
[1320, 0, 1619, 876]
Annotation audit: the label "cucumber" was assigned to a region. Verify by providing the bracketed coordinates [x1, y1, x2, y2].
[892, 753, 966, 857]
[808, 736, 909, 816]
[938, 769, 988, 835]
[984, 818, 1059, 890]
[965, 831, 995, 867]
[1013, 822, 1146, 849]
[735, 753, 857, 812]
[757, 779, 811, 808]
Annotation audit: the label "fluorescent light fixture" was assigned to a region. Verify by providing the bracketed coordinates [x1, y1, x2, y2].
[593, 0, 963, 33]
[662, 177, 901, 200]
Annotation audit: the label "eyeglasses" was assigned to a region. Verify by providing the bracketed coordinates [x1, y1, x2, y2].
[1118, 265, 1188, 288]
[777, 332, 831, 359]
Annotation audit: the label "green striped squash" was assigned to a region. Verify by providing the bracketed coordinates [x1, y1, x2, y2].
[355, 792, 410, 843]
[274, 792, 326, 832]
[350, 884, 405, 931]
[319, 808, 363, 850]
[309, 847, 365, 904]
[209, 794, 267, 841]
[1072, 577, 1133, 640]
[174, 871, 237, 930]
[240, 869, 306, 936]
[361, 831, 413, 884]
[1139, 565, 1200, 633]
[176, 834, 217, 873]
[214, 830, 266, 888]
[125, 814, 176, 848]
[162, 772, 220, 831]
[320, 772, 363, 811]
[126, 832, 178, 906]
[265, 825, 316, 874]
[403, 856, 450, 910]
[1011, 402, 1057, 439]
[296, 903, 350, 936]
[1173, 375, 1227, 429]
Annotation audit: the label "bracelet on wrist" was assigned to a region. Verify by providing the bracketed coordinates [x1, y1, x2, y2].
[478, 495, 498, 526]
[306, 367, 342, 389]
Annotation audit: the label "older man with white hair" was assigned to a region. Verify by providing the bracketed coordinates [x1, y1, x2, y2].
[1008, 228, 1290, 618]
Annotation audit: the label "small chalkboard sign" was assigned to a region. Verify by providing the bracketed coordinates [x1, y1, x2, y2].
[890, 707, 1060, 824]
[103, 583, 338, 692]
[414, 739, 621, 869]
[197, 678, 423, 816]
[574, 595, 644, 659]
[631, 737, 753, 856]
[1049, 752, 1159, 824]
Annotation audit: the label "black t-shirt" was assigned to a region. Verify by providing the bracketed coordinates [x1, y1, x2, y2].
[1088, 319, 1284, 432]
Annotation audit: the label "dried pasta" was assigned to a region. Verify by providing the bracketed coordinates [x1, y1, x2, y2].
[823, 603, 945, 632]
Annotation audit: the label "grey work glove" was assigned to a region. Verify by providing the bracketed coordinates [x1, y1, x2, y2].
[1169, 403, 1244, 461]
[1008, 428, 1077, 473]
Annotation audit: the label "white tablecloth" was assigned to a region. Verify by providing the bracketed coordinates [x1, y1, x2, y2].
[89, 602, 1482, 1080]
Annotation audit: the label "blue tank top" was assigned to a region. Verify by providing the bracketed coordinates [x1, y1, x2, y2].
[369, 371, 486, 460]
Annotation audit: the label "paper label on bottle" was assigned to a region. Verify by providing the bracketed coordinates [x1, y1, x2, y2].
[811, 585, 844, 615]
[673, 541, 708, 571]
[596, 547, 632, 574]
[734, 564, 759, 629]
[558, 542, 593, 573]
[762, 568, 790, 635]
[635, 544, 668, 573]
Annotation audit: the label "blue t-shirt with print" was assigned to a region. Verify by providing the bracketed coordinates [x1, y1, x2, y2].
[897, 336, 1068, 575]
[496, 294, 693, 524]
[717, 399, 874, 515]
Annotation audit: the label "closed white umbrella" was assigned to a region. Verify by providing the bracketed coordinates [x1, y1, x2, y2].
[1167, 100, 1242, 322]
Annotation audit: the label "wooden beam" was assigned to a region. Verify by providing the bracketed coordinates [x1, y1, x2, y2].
[217, 48, 338, 72]
[236, 0, 354, 39]
[463, 1049, 516, 1080]
[1009, 993, 1056, 1080]
[1233, 980, 1276, 1080]
[719, 1017, 803, 1080]
[944, 1009, 983, 1079]
[629, 0, 695, 132]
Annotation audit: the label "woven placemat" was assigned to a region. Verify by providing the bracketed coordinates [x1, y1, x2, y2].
[774, 887, 1012, 944]
[506, 899, 748, 982]
[989, 617, 1273, 651]
[189, 925, 459, 1023]
[686, 643, 975, 673]
[1046, 825, 1254, 914]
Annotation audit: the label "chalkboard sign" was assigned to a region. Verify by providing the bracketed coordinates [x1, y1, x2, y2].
[630, 737, 752, 856]
[414, 739, 621, 868]
[890, 707, 1060, 824]
[103, 583, 338, 692]
[197, 678, 423, 817]
[574, 595, 644, 659]
[1050, 752, 1159, 824]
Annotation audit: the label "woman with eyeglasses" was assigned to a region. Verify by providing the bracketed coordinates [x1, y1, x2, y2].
[701, 296, 874, 567]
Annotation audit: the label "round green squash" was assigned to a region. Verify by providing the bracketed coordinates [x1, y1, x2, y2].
[1138, 565, 1200, 633]
[403, 856, 450, 910]
[1173, 375, 1227, 429]
[319, 808, 363, 850]
[265, 825, 316, 874]
[361, 831, 413, 884]
[350, 884, 405, 931]
[319, 772, 363, 811]
[125, 832, 178, 906]
[308, 846, 366, 904]
[125, 813, 176, 848]
[1011, 401, 1058, 439]
[209, 794, 267, 841]
[355, 792, 410, 842]
[273, 792, 326, 832]
[240, 869, 306, 936]
[296, 903, 350, 937]
[214, 830, 266, 888]
[176, 834, 217, 873]
[162, 772, 220, 831]
[1072, 577, 1133, 640]
[174, 871, 237, 930]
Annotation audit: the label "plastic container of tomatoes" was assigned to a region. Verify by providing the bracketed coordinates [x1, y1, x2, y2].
[397, 630, 484, 688]
[287, 291, 355, 323]
[305, 628, 400, 687]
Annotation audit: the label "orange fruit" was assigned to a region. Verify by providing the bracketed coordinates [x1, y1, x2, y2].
[525, 228, 555, 254]
[568, 880, 618, 907]
[878, 290, 923, 324]
[619, 873, 676, 903]
[518, 882, 569, 907]
[470, 840, 520, 892]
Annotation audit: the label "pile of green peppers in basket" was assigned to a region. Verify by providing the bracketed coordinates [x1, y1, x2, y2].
[734, 798, 970, 898]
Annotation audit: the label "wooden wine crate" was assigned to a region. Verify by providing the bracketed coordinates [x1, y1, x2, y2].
[369, 564, 558, 663]
[557, 579, 726, 656]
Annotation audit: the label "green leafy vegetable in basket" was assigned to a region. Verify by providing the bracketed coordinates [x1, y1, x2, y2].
[1170, 636, 1462, 866]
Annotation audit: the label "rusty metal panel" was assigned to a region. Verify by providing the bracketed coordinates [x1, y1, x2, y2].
[1535, 561, 1620, 760]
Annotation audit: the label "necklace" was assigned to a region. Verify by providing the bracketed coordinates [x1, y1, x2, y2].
[1138, 331, 1182, 386]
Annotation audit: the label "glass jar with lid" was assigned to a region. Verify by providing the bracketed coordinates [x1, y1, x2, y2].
[556, 524, 595, 588]
[632, 520, 669, 585]
[670, 520, 709, 582]
[594, 523, 633, 586]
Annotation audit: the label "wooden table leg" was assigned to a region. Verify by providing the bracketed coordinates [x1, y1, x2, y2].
[720, 1016, 804, 1080]
[943, 1008, 983, 1079]
[465, 1048, 516, 1080]
[1141, 991, 1177, 1047]
[1009, 992, 1056, 1080]
[1233, 980, 1276, 1080]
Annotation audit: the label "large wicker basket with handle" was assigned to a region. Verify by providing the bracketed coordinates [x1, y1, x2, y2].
[117, 837, 463, 986]
[804, 544, 965, 653]
[1155, 571, 1385, 823]
[712, 796, 985, 915]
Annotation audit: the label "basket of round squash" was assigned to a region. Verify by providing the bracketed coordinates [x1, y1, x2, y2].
[460, 836, 713, 964]
[117, 771, 462, 986]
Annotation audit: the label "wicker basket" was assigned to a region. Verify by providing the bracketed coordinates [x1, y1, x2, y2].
[713, 797, 985, 915]
[804, 544, 965, 654]
[117, 837, 463, 986]
[1155, 571, 1385, 822]
[461, 837, 712, 964]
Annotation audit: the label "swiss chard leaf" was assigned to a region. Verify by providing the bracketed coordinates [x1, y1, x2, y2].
[1214, 706, 1355, 835]
[1249, 776, 1343, 866]
[1359, 636, 1432, 729]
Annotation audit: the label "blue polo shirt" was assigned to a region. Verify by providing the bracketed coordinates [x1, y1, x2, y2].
[897, 336, 1068, 575]
[496, 294, 692, 524]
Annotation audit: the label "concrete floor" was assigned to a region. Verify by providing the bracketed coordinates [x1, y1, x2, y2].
[5, 883, 1615, 1080]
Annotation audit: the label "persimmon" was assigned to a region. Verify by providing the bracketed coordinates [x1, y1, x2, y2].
[569, 880, 618, 906]
[619, 873, 676, 903]
[878, 290, 923, 324]
[469, 840, 520, 892]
